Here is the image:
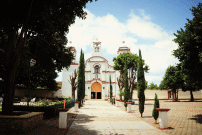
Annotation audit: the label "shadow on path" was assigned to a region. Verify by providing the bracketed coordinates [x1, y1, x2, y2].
[189, 114, 202, 124]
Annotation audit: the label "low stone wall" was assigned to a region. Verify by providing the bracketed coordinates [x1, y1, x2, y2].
[132, 89, 202, 100]
[0, 111, 44, 133]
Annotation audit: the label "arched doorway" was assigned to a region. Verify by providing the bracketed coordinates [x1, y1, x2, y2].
[91, 82, 102, 99]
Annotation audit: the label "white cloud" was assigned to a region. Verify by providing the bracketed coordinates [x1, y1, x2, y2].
[126, 10, 169, 40]
[137, 9, 151, 20]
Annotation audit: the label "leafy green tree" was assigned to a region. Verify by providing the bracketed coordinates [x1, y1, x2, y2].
[0, 0, 97, 115]
[152, 93, 160, 124]
[137, 49, 145, 117]
[145, 81, 148, 89]
[77, 49, 85, 107]
[172, 3, 202, 101]
[118, 89, 124, 100]
[124, 59, 129, 108]
[159, 65, 183, 101]
[113, 52, 149, 100]
[147, 82, 159, 90]
[110, 75, 112, 103]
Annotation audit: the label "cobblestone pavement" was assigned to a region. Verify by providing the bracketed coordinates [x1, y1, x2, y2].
[118, 100, 202, 135]
[1, 100, 202, 135]
[65, 100, 167, 135]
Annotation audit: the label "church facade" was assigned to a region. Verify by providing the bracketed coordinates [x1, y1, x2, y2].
[62, 40, 130, 100]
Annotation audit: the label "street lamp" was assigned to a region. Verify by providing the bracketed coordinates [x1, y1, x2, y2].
[27, 59, 36, 106]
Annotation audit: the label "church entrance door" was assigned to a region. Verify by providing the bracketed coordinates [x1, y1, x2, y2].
[91, 82, 102, 99]
[97, 92, 101, 99]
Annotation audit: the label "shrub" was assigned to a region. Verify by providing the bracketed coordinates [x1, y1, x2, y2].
[152, 93, 160, 124]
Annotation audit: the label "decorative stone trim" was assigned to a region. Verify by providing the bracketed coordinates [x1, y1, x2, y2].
[155, 108, 170, 112]
[85, 71, 91, 73]
[126, 102, 133, 104]
[74, 101, 80, 103]
[71, 62, 78, 65]
[58, 108, 69, 112]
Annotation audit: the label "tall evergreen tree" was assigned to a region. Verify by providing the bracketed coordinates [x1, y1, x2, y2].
[110, 75, 112, 103]
[82, 52, 85, 102]
[137, 49, 145, 117]
[124, 59, 129, 108]
[152, 93, 160, 124]
[77, 49, 84, 108]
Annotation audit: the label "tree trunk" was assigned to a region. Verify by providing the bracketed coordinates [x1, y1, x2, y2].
[190, 89, 194, 102]
[174, 90, 178, 101]
[2, 29, 22, 115]
[2, 70, 18, 115]
[141, 113, 142, 118]
[155, 119, 157, 124]
[72, 89, 75, 99]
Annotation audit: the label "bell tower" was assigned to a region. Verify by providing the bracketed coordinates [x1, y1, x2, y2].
[92, 38, 102, 56]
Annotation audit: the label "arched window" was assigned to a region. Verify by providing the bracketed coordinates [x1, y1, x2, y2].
[94, 65, 100, 73]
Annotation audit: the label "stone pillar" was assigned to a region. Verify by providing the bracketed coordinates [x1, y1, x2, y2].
[116, 99, 120, 107]
[59, 111, 68, 128]
[74, 101, 80, 112]
[126, 102, 133, 113]
[58, 108, 68, 129]
[155, 108, 171, 129]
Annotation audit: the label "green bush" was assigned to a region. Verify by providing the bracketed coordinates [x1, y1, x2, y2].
[113, 98, 115, 104]
[152, 93, 160, 123]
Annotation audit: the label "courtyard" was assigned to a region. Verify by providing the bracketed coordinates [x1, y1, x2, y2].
[1, 99, 199, 135]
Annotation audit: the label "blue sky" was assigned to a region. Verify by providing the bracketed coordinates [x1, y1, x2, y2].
[56, 0, 201, 86]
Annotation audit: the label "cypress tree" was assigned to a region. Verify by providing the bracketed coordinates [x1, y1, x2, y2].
[124, 59, 129, 109]
[152, 93, 160, 124]
[137, 49, 145, 117]
[110, 75, 112, 103]
[82, 52, 85, 102]
[77, 49, 83, 108]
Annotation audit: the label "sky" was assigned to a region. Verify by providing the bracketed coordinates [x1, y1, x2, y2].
[56, 0, 201, 86]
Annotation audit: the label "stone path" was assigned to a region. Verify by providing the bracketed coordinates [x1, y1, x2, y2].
[65, 100, 167, 135]
[118, 100, 202, 135]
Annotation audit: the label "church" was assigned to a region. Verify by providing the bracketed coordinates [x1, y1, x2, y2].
[62, 39, 130, 100]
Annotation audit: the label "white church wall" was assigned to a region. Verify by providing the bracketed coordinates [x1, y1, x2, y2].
[62, 64, 79, 98]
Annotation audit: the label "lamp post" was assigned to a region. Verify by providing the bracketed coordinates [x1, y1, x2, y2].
[27, 59, 36, 106]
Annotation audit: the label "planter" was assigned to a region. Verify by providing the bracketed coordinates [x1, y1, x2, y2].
[116, 100, 120, 107]
[126, 102, 133, 113]
[74, 101, 80, 103]
[58, 108, 68, 129]
[0, 111, 44, 134]
[57, 108, 69, 112]
[155, 108, 171, 129]
[74, 101, 80, 112]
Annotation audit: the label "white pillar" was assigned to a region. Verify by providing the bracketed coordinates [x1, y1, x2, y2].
[59, 111, 67, 128]
[74, 102, 79, 112]
[159, 111, 168, 128]
[116, 101, 119, 107]
[155, 108, 170, 129]
[127, 103, 131, 113]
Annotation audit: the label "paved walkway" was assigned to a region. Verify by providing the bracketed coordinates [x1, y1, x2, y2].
[65, 100, 167, 135]
[124, 100, 202, 135]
